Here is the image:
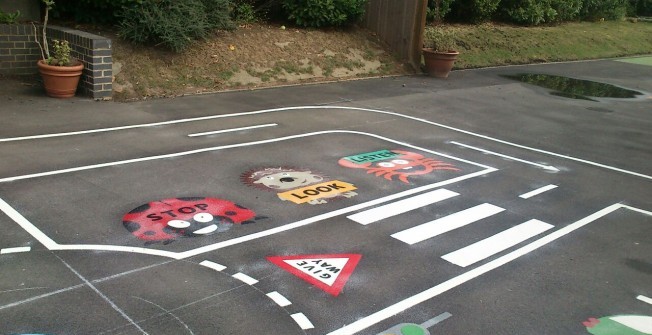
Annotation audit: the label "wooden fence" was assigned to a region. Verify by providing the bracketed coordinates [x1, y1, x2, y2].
[363, 0, 428, 71]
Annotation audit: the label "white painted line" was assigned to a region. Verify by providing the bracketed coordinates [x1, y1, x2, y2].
[451, 141, 559, 171]
[0, 197, 58, 249]
[232, 272, 258, 286]
[0, 130, 493, 183]
[347, 189, 459, 225]
[441, 219, 554, 267]
[638, 295, 652, 305]
[2, 105, 648, 180]
[188, 123, 277, 137]
[326, 204, 652, 335]
[199, 260, 227, 271]
[291, 313, 315, 330]
[52, 244, 183, 259]
[0, 246, 31, 254]
[391, 203, 505, 245]
[519, 184, 558, 199]
[420, 312, 452, 329]
[266, 291, 292, 307]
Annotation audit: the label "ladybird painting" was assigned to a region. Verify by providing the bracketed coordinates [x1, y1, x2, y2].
[122, 197, 261, 245]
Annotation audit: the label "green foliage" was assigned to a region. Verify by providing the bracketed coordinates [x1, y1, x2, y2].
[47, 39, 73, 66]
[450, 0, 501, 23]
[51, 0, 143, 24]
[232, 0, 258, 23]
[119, 0, 215, 52]
[501, 0, 558, 25]
[0, 8, 21, 24]
[423, 26, 458, 51]
[281, 0, 366, 27]
[580, 0, 628, 20]
[628, 0, 652, 15]
[202, 0, 237, 29]
[426, 0, 455, 23]
[550, 0, 583, 21]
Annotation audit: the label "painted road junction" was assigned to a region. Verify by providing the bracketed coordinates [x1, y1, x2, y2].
[0, 98, 648, 335]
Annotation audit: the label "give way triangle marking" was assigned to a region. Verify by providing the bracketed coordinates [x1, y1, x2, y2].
[267, 253, 362, 296]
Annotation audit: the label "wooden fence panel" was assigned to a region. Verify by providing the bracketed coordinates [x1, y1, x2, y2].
[363, 0, 427, 71]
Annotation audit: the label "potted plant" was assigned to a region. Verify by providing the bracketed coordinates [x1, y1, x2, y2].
[422, 25, 459, 78]
[34, 0, 83, 98]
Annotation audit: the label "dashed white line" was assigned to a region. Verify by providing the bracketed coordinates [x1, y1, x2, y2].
[291, 313, 315, 330]
[519, 184, 558, 199]
[266, 291, 292, 307]
[637, 295, 652, 305]
[0, 246, 31, 254]
[188, 123, 278, 137]
[199, 260, 227, 271]
[232, 272, 258, 285]
[441, 219, 554, 267]
[347, 189, 459, 225]
[391, 203, 505, 245]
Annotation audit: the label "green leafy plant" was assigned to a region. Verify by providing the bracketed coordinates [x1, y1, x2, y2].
[0, 8, 21, 24]
[427, 0, 455, 23]
[449, 0, 500, 23]
[423, 26, 458, 52]
[33, 0, 76, 66]
[49, 39, 73, 66]
[281, 0, 366, 27]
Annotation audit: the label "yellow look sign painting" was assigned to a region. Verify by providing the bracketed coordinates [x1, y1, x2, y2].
[277, 180, 357, 204]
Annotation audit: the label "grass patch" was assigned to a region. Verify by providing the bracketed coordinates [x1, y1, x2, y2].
[427, 21, 652, 69]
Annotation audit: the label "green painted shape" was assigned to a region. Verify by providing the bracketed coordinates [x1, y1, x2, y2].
[587, 316, 648, 335]
[617, 57, 652, 66]
[400, 324, 426, 335]
[342, 149, 400, 164]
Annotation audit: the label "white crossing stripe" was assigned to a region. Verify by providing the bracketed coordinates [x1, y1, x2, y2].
[638, 295, 652, 305]
[291, 313, 315, 329]
[348, 189, 459, 225]
[442, 219, 554, 267]
[232, 272, 259, 285]
[519, 184, 558, 199]
[391, 203, 505, 245]
[266, 291, 292, 307]
[0, 246, 31, 254]
[199, 260, 227, 271]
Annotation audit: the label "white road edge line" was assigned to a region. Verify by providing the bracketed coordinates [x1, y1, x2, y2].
[325, 204, 652, 335]
[232, 272, 259, 285]
[199, 260, 227, 271]
[0, 246, 31, 254]
[637, 295, 652, 305]
[291, 313, 315, 330]
[266, 291, 292, 307]
[187, 123, 278, 137]
[450, 141, 559, 172]
[1, 105, 648, 180]
[0, 130, 493, 183]
[519, 184, 558, 199]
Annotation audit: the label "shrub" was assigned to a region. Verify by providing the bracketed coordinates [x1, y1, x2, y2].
[426, 0, 456, 23]
[580, 0, 628, 20]
[501, 0, 557, 25]
[0, 8, 21, 24]
[450, 0, 501, 23]
[202, 0, 237, 29]
[51, 0, 143, 24]
[550, 0, 583, 21]
[119, 0, 213, 52]
[628, 0, 652, 15]
[281, 0, 366, 27]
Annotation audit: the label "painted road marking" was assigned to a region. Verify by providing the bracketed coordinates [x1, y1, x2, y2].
[187, 123, 278, 137]
[519, 184, 558, 199]
[1, 105, 648, 180]
[267, 254, 362, 296]
[266, 291, 292, 307]
[326, 204, 652, 335]
[347, 189, 459, 225]
[450, 141, 560, 171]
[0, 246, 31, 254]
[232, 272, 259, 286]
[199, 260, 227, 272]
[441, 219, 554, 267]
[638, 295, 652, 305]
[291, 312, 315, 330]
[277, 180, 357, 204]
[421, 312, 453, 329]
[391, 203, 505, 245]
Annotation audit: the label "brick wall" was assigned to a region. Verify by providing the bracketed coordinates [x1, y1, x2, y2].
[0, 24, 112, 100]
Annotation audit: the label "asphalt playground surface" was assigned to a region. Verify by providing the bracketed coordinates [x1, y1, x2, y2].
[0, 58, 651, 335]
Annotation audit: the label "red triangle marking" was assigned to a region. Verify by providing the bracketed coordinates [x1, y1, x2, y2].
[267, 253, 362, 296]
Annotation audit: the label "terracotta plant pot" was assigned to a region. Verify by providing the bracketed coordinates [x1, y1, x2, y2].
[37, 59, 84, 98]
[422, 48, 459, 78]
